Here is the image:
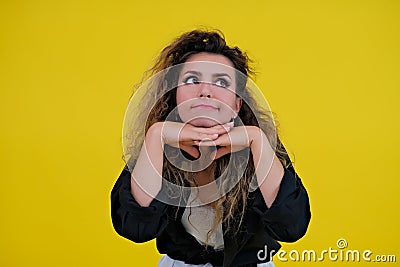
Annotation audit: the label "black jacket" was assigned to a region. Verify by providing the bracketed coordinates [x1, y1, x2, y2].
[111, 161, 311, 267]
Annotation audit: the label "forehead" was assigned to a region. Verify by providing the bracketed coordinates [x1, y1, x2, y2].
[185, 52, 234, 67]
[180, 52, 236, 76]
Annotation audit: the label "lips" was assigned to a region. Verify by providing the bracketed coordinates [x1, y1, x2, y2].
[191, 104, 218, 110]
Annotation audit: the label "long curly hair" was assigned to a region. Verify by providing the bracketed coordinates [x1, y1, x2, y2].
[123, 29, 292, 247]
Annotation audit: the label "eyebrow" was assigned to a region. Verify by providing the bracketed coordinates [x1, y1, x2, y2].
[213, 73, 232, 80]
[182, 70, 232, 80]
[182, 70, 201, 76]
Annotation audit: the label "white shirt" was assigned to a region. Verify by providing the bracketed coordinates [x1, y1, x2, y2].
[158, 190, 275, 267]
[181, 190, 224, 250]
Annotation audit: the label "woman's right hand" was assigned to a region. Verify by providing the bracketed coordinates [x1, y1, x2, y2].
[148, 121, 234, 158]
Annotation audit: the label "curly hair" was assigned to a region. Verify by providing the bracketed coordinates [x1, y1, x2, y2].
[123, 29, 292, 247]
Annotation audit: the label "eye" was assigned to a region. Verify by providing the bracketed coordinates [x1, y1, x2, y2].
[183, 76, 200, 85]
[214, 78, 230, 88]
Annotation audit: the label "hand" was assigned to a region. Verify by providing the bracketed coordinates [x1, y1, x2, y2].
[149, 121, 234, 158]
[194, 126, 262, 159]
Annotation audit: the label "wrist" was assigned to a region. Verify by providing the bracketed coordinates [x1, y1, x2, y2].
[146, 122, 164, 147]
[248, 126, 263, 147]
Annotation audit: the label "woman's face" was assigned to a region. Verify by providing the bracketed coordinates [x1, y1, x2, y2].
[176, 52, 242, 127]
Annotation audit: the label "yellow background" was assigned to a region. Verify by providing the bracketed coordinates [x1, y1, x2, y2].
[1, 0, 399, 266]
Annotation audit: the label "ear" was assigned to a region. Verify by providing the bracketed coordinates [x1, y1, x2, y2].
[234, 96, 242, 114]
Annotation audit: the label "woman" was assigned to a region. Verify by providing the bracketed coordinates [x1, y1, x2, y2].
[111, 29, 311, 267]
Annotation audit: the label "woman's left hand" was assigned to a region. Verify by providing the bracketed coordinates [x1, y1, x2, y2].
[194, 125, 263, 159]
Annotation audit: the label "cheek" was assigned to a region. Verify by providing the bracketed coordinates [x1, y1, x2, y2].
[176, 88, 194, 118]
[215, 92, 240, 111]
[176, 87, 193, 105]
[176, 88, 183, 104]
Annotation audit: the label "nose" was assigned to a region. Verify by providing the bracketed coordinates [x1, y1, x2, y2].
[198, 82, 212, 98]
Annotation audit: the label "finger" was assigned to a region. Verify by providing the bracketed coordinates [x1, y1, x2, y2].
[179, 128, 219, 142]
[210, 123, 234, 134]
[207, 134, 231, 147]
[222, 121, 234, 130]
[194, 139, 217, 146]
[195, 132, 219, 141]
[195, 135, 230, 147]
[193, 125, 231, 135]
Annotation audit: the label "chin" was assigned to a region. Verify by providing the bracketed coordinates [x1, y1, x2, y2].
[187, 118, 222, 128]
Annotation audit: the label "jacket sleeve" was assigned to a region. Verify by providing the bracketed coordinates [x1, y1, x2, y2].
[250, 162, 311, 242]
[110, 167, 169, 243]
